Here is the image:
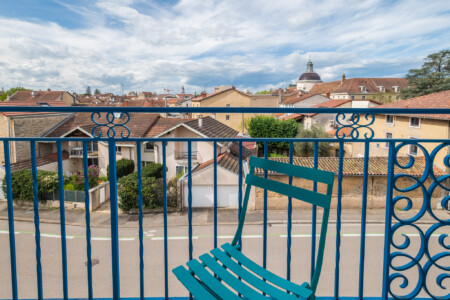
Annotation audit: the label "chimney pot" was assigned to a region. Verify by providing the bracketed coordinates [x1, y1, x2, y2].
[341, 74, 346, 84]
[198, 115, 203, 128]
[201, 91, 207, 98]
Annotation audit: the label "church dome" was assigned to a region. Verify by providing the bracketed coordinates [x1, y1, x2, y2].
[298, 59, 322, 81]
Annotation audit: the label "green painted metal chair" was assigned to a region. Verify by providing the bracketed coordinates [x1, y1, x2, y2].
[173, 156, 334, 299]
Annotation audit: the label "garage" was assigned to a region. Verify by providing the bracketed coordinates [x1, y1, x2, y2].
[183, 185, 240, 208]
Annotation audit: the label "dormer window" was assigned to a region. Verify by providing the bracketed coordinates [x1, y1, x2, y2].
[359, 86, 366, 93]
[378, 86, 385, 92]
[393, 86, 400, 93]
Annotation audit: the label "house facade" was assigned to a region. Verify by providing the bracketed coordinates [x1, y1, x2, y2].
[350, 90, 450, 171]
[191, 87, 278, 134]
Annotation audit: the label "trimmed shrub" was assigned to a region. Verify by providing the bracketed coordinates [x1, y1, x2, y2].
[142, 163, 163, 179]
[2, 170, 60, 202]
[117, 173, 178, 212]
[107, 158, 135, 179]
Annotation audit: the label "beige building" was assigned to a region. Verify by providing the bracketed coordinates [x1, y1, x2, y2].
[350, 91, 450, 171]
[191, 87, 278, 134]
[309, 75, 408, 103]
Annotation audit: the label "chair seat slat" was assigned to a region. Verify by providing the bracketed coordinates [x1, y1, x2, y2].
[200, 253, 267, 300]
[211, 248, 300, 299]
[221, 243, 313, 298]
[186, 259, 241, 300]
[172, 265, 217, 300]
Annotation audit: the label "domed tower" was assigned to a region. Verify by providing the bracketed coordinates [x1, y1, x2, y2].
[297, 59, 322, 92]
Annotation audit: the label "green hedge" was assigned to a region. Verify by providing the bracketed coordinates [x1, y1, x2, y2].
[107, 158, 135, 179]
[117, 172, 177, 212]
[142, 163, 163, 178]
[1, 170, 60, 202]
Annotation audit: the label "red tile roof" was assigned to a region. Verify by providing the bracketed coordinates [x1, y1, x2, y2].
[374, 90, 450, 120]
[11, 151, 69, 172]
[310, 78, 408, 95]
[303, 99, 352, 116]
[191, 152, 240, 175]
[254, 156, 445, 177]
[8, 90, 71, 103]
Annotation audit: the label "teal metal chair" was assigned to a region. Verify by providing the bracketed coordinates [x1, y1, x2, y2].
[173, 156, 334, 299]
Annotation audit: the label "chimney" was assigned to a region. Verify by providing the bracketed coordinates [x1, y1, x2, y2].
[31, 91, 37, 97]
[201, 91, 207, 98]
[341, 74, 346, 84]
[124, 100, 129, 107]
[198, 115, 203, 128]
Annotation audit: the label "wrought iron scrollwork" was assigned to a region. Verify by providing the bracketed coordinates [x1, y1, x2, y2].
[388, 141, 449, 299]
[91, 112, 131, 138]
[334, 113, 374, 139]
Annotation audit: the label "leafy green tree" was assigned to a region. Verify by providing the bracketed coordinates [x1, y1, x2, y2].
[94, 88, 100, 95]
[248, 115, 298, 154]
[401, 50, 450, 99]
[86, 86, 92, 95]
[0, 87, 30, 101]
[255, 89, 274, 95]
[142, 163, 163, 178]
[294, 124, 331, 157]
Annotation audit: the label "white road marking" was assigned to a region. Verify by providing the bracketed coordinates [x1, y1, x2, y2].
[218, 235, 234, 239]
[0, 230, 19, 235]
[91, 237, 111, 241]
[152, 236, 199, 240]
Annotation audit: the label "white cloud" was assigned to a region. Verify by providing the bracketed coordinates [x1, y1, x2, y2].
[0, 0, 449, 94]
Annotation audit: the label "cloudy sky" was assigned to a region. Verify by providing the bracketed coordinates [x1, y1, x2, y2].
[0, 0, 449, 95]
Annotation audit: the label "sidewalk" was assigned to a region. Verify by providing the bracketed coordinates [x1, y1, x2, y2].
[0, 205, 447, 227]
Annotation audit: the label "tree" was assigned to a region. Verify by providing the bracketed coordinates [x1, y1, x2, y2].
[47, 88, 51, 91]
[94, 88, 100, 95]
[294, 124, 331, 157]
[248, 115, 298, 154]
[107, 158, 135, 179]
[401, 50, 450, 99]
[86, 86, 92, 95]
[0, 87, 30, 101]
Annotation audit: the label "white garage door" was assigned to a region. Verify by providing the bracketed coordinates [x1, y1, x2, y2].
[184, 185, 239, 208]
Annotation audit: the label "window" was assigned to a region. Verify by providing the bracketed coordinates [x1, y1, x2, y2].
[362, 96, 366, 100]
[409, 143, 418, 156]
[176, 166, 185, 176]
[351, 95, 355, 100]
[226, 115, 230, 120]
[142, 161, 151, 167]
[410, 117, 420, 128]
[226, 104, 230, 107]
[396, 96, 400, 100]
[385, 115, 394, 125]
[385, 132, 392, 148]
[144, 143, 154, 152]
[116, 146, 122, 153]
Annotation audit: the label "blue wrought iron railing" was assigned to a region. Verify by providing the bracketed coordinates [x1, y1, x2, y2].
[0, 106, 449, 300]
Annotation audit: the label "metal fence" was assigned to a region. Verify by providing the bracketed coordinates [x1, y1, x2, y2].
[0, 106, 449, 300]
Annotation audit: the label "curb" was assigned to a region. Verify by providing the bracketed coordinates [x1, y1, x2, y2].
[0, 215, 440, 228]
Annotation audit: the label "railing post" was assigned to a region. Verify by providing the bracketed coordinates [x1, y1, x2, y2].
[30, 141, 43, 300]
[382, 141, 395, 300]
[108, 138, 120, 299]
[56, 141, 69, 300]
[162, 141, 169, 299]
[3, 141, 18, 300]
[213, 141, 218, 249]
[334, 141, 344, 300]
[82, 141, 93, 300]
[136, 142, 145, 300]
[311, 141, 319, 282]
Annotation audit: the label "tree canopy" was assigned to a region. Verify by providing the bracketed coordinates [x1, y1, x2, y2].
[85, 86, 92, 95]
[0, 87, 30, 101]
[294, 124, 332, 157]
[94, 88, 100, 95]
[247, 115, 298, 154]
[401, 49, 450, 99]
[255, 89, 274, 95]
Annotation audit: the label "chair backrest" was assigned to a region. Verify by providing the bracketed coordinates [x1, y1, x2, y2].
[232, 156, 334, 292]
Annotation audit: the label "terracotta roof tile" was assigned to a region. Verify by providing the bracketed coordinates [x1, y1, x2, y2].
[374, 90, 450, 120]
[8, 90, 71, 103]
[253, 156, 445, 177]
[192, 152, 240, 175]
[11, 151, 69, 172]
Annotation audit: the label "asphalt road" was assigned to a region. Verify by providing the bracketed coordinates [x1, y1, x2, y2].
[0, 219, 446, 299]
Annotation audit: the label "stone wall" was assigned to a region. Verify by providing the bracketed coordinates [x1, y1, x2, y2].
[254, 174, 444, 210]
[11, 114, 72, 163]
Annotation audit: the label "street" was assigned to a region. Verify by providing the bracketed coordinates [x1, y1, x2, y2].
[0, 217, 442, 299]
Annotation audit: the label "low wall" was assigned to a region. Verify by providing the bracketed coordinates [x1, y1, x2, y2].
[0, 181, 110, 212]
[254, 175, 444, 210]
